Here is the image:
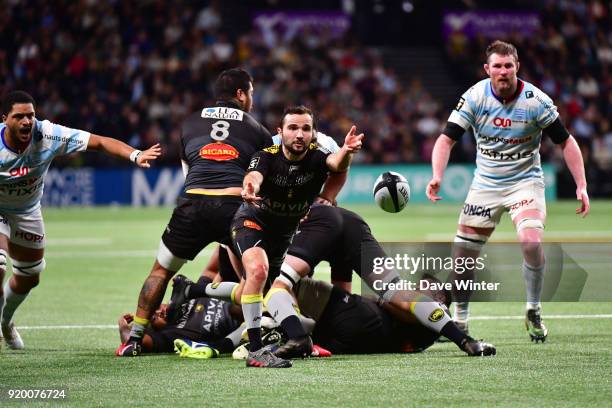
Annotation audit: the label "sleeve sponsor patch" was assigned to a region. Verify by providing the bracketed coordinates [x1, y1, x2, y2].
[248, 157, 260, 170]
[455, 97, 466, 111]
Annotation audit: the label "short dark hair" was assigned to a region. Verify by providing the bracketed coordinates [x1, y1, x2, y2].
[280, 105, 315, 129]
[213, 68, 253, 100]
[2, 91, 35, 116]
[486, 40, 519, 63]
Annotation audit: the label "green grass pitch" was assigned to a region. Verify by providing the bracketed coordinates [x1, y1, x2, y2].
[1, 201, 611, 407]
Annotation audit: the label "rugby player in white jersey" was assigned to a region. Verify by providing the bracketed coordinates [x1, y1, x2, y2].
[0, 91, 161, 350]
[426, 41, 589, 342]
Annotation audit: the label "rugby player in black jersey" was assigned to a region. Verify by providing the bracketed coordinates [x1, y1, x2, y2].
[233, 105, 364, 367]
[117, 68, 274, 357]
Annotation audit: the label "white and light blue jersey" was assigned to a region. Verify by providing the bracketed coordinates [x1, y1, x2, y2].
[0, 119, 90, 214]
[272, 131, 340, 153]
[448, 78, 558, 189]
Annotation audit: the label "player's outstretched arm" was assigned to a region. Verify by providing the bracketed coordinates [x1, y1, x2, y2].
[426, 134, 456, 202]
[326, 125, 364, 172]
[317, 171, 347, 206]
[87, 134, 162, 168]
[560, 135, 589, 217]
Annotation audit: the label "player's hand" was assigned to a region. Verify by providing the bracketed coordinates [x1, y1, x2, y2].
[121, 314, 134, 324]
[314, 195, 336, 206]
[342, 125, 364, 153]
[426, 178, 443, 202]
[136, 143, 162, 168]
[241, 181, 262, 206]
[576, 187, 590, 217]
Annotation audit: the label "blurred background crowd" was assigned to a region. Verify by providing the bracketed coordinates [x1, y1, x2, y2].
[1, 0, 610, 197]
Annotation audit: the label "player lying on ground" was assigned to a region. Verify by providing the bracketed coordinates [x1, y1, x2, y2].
[118, 274, 455, 357]
[175, 204, 497, 357]
[0, 90, 161, 350]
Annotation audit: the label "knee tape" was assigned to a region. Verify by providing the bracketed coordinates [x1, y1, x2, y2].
[454, 230, 488, 252]
[516, 218, 544, 232]
[156, 240, 187, 271]
[276, 263, 302, 289]
[12, 258, 46, 277]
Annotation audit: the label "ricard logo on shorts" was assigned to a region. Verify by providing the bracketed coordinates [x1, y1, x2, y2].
[463, 203, 492, 218]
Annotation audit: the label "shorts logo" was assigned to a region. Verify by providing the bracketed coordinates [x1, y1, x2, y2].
[199, 142, 239, 161]
[428, 308, 445, 322]
[15, 230, 44, 242]
[463, 203, 491, 218]
[510, 198, 535, 211]
[243, 220, 262, 231]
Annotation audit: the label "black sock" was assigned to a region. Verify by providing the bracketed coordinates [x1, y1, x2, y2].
[247, 328, 263, 351]
[188, 276, 213, 299]
[440, 321, 470, 347]
[280, 315, 307, 339]
[212, 338, 234, 354]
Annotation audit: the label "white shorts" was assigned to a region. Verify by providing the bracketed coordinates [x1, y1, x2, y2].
[0, 209, 46, 249]
[458, 179, 546, 229]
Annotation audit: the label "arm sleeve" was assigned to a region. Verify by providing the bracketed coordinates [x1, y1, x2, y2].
[38, 119, 90, 156]
[446, 89, 476, 132]
[543, 118, 570, 144]
[246, 150, 269, 177]
[441, 122, 467, 141]
[534, 91, 559, 128]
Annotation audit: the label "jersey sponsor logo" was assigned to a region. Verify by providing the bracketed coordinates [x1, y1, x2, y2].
[201, 107, 244, 121]
[428, 308, 445, 322]
[478, 146, 534, 161]
[248, 157, 260, 170]
[0, 176, 43, 196]
[535, 94, 554, 112]
[510, 198, 535, 211]
[199, 142, 239, 161]
[480, 135, 533, 145]
[243, 220, 263, 231]
[525, 91, 534, 99]
[455, 97, 465, 111]
[493, 117, 512, 128]
[43, 134, 85, 146]
[9, 166, 29, 177]
[261, 198, 310, 216]
[463, 203, 491, 218]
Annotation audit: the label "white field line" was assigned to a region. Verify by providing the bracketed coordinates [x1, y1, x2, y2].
[17, 314, 612, 330]
[426, 231, 612, 241]
[46, 238, 113, 246]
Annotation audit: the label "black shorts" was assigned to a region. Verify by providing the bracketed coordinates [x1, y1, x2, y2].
[161, 195, 242, 260]
[312, 286, 394, 354]
[288, 205, 344, 271]
[231, 212, 294, 282]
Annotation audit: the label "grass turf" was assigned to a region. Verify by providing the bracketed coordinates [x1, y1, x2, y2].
[1, 201, 611, 407]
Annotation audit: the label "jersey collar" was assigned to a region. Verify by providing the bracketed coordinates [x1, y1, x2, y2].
[215, 100, 243, 110]
[490, 79, 524, 104]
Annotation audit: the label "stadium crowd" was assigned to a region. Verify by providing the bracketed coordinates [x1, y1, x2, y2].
[1, 0, 610, 194]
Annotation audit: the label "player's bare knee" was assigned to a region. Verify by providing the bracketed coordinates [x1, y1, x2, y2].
[247, 263, 268, 284]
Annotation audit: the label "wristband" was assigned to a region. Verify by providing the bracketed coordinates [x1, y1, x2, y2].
[129, 150, 142, 163]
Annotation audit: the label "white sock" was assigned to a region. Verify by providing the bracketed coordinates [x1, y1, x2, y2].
[523, 261, 544, 310]
[2, 281, 28, 325]
[453, 301, 470, 323]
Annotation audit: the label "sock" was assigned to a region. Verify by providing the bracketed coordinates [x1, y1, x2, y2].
[453, 302, 470, 323]
[187, 276, 213, 299]
[224, 323, 246, 349]
[0, 293, 4, 324]
[265, 288, 306, 339]
[127, 316, 149, 342]
[523, 261, 544, 310]
[440, 321, 470, 347]
[298, 315, 316, 334]
[410, 296, 459, 343]
[205, 282, 239, 303]
[1, 281, 28, 325]
[212, 337, 235, 354]
[241, 294, 263, 351]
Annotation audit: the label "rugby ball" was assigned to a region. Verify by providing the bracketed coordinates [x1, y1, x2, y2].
[373, 171, 410, 213]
